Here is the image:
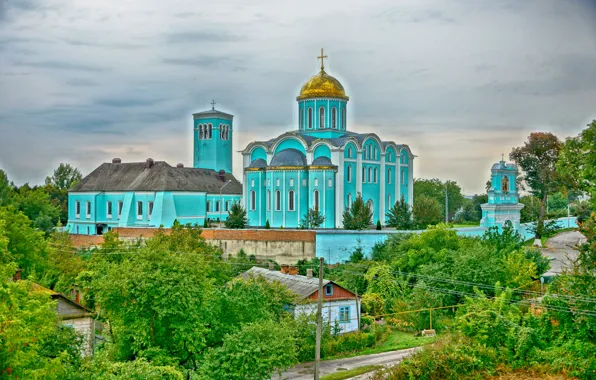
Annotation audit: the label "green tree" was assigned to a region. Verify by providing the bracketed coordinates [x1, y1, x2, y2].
[13, 185, 61, 234]
[519, 195, 541, 223]
[0, 169, 15, 206]
[300, 207, 325, 229]
[224, 202, 248, 229]
[342, 194, 372, 230]
[454, 199, 478, 224]
[376, 220, 382, 230]
[414, 179, 464, 222]
[386, 196, 413, 229]
[200, 320, 297, 380]
[413, 195, 442, 228]
[45, 163, 83, 190]
[510, 132, 564, 238]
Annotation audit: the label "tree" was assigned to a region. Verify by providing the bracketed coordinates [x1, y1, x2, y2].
[45, 163, 83, 191]
[224, 202, 248, 229]
[414, 179, 464, 222]
[454, 199, 478, 224]
[265, 220, 270, 229]
[342, 194, 372, 230]
[510, 132, 563, 238]
[519, 195, 541, 223]
[13, 185, 61, 234]
[300, 207, 325, 229]
[386, 197, 413, 229]
[0, 169, 15, 206]
[413, 195, 442, 228]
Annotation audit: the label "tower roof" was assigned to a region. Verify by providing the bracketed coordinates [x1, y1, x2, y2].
[192, 109, 234, 121]
[296, 49, 348, 101]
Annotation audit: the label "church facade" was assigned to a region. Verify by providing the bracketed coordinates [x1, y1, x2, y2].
[481, 159, 524, 230]
[241, 51, 414, 228]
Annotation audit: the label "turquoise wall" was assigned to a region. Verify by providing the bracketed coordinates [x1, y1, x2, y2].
[298, 99, 347, 131]
[274, 138, 306, 155]
[193, 115, 233, 173]
[313, 144, 332, 159]
[250, 147, 267, 162]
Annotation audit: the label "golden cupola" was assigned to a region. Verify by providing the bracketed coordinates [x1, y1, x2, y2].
[296, 49, 349, 101]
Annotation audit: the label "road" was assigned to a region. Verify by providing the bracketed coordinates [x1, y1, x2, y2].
[541, 230, 586, 277]
[273, 347, 420, 380]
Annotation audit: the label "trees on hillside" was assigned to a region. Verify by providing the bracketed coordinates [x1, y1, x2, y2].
[414, 179, 464, 222]
[510, 132, 564, 238]
[342, 194, 372, 230]
[386, 197, 413, 230]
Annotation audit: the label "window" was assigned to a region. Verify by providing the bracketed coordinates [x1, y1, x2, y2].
[267, 179, 271, 186]
[325, 284, 333, 296]
[275, 190, 281, 211]
[401, 169, 405, 184]
[267, 190, 271, 211]
[251, 179, 255, 187]
[288, 190, 295, 211]
[215, 201, 220, 212]
[347, 193, 352, 208]
[118, 201, 123, 218]
[225, 201, 229, 212]
[388, 168, 392, 184]
[362, 166, 366, 183]
[107, 202, 112, 218]
[289, 178, 294, 187]
[276, 178, 280, 187]
[374, 167, 378, 183]
[250, 191, 256, 211]
[302, 179, 307, 187]
[86, 202, 91, 218]
[75, 201, 80, 218]
[328, 178, 332, 187]
[136, 201, 143, 219]
[388, 194, 392, 208]
[339, 306, 350, 323]
[313, 190, 320, 212]
[368, 167, 372, 182]
[347, 147, 352, 157]
[342, 108, 346, 129]
[319, 107, 325, 129]
[300, 109, 304, 129]
[374, 146, 377, 160]
[331, 107, 337, 128]
[308, 107, 313, 128]
[206, 201, 211, 212]
[314, 178, 318, 187]
[364, 148, 368, 160]
[347, 165, 352, 182]
[149, 201, 154, 216]
[208, 124, 212, 139]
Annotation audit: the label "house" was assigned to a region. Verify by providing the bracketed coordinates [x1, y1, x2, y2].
[241, 266, 360, 333]
[67, 158, 242, 235]
[31, 283, 98, 357]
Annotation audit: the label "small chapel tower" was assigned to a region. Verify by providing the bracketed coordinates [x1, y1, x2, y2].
[481, 157, 524, 230]
[193, 101, 234, 173]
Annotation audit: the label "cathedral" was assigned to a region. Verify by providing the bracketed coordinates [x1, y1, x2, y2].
[241, 50, 415, 228]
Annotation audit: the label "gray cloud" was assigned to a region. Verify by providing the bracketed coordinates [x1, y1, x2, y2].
[18, 60, 108, 72]
[166, 31, 244, 44]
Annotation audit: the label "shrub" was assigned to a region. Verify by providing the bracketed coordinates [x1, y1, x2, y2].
[265, 220, 270, 229]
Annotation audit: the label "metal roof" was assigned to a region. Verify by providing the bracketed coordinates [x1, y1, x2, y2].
[241, 267, 330, 300]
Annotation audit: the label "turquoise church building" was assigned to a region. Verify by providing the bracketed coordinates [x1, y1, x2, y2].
[241, 51, 415, 228]
[481, 158, 524, 230]
[67, 103, 242, 235]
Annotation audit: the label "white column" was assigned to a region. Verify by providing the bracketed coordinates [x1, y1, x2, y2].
[356, 150, 362, 196]
[333, 150, 344, 228]
[282, 171, 286, 227]
[395, 164, 401, 203]
[380, 154, 386, 223]
[258, 171, 262, 226]
[297, 171, 301, 226]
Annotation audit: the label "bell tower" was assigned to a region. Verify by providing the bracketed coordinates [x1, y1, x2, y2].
[481, 158, 524, 230]
[193, 101, 234, 173]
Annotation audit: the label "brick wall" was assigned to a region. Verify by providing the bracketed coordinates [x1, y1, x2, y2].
[69, 234, 104, 248]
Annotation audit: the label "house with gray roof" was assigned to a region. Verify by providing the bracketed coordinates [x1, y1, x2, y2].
[67, 158, 242, 235]
[242, 266, 360, 333]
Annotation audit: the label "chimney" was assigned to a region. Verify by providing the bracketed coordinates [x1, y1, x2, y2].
[176, 163, 184, 168]
[218, 169, 226, 182]
[281, 264, 289, 274]
[288, 266, 298, 275]
[145, 158, 154, 168]
[306, 268, 313, 278]
[268, 262, 274, 270]
[13, 268, 22, 282]
[112, 157, 121, 164]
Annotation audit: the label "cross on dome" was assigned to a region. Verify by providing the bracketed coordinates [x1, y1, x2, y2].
[317, 48, 328, 70]
[211, 100, 216, 110]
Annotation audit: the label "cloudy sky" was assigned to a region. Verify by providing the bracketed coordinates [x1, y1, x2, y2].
[1, 0, 595, 194]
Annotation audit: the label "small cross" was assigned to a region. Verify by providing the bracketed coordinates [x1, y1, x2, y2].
[211, 100, 216, 110]
[317, 48, 328, 70]
[502, 153, 505, 161]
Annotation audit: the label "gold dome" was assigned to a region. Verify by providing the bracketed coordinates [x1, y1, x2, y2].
[296, 69, 349, 101]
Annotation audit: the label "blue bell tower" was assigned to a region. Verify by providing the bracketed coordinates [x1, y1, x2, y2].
[481, 157, 525, 230]
[193, 101, 234, 173]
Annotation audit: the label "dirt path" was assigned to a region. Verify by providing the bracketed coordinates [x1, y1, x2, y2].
[541, 230, 586, 277]
[273, 347, 420, 380]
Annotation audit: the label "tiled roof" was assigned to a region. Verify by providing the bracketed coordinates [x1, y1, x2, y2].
[241, 267, 330, 300]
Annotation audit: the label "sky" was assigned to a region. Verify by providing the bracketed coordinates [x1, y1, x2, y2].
[1, 0, 595, 194]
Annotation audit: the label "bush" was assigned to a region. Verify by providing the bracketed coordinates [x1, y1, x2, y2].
[376, 220, 382, 230]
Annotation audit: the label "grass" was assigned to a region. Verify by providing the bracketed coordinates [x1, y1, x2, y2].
[326, 330, 437, 360]
[320, 365, 383, 380]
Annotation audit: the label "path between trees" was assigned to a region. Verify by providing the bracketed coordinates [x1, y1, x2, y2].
[273, 347, 420, 380]
[541, 230, 586, 277]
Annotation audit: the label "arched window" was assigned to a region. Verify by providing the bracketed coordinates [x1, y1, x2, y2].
[401, 169, 405, 184]
[208, 124, 212, 139]
[215, 201, 220, 212]
[300, 110, 304, 129]
[288, 190, 295, 211]
[374, 147, 377, 160]
[308, 108, 313, 129]
[347, 165, 352, 182]
[347, 147, 352, 157]
[362, 166, 366, 183]
[220, 124, 223, 139]
[388, 168, 392, 184]
[347, 193, 352, 208]
[266, 190, 270, 211]
[374, 167, 378, 183]
[275, 190, 281, 211]
[342, 108, 346, 129]
[319, 107, 325, 129]
[313, 190, 320, 212]
[250, 191, 256, 211]
[331, 107, 337, 129]
[368, 167, 372, 182]
[314, 178, 319, 187]
[388, 194, 392, 208]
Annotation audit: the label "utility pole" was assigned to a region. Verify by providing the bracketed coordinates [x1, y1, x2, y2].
[314, 257, 324, 380]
